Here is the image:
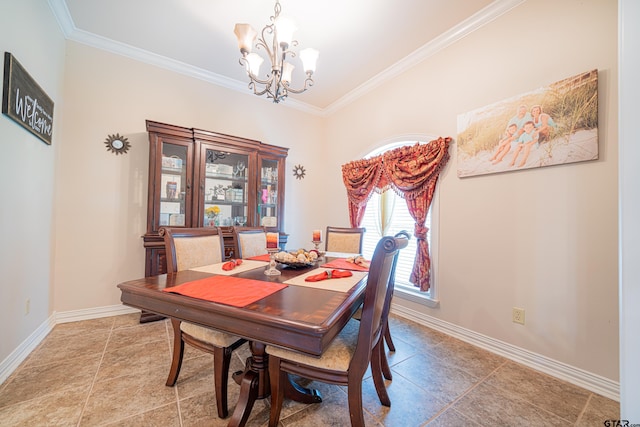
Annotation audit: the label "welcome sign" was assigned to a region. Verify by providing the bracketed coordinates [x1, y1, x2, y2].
[2, 52, 54, 145]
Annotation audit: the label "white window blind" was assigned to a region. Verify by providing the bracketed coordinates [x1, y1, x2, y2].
[360, 191, 431, 291]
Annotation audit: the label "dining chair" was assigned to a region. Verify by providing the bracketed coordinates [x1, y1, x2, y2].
[233, 226, 268, 258]
[266, 234, 409, 427]
[159, 226, 247, 418]
[325, 226, 366, 254]
[353, 230, 410, 381]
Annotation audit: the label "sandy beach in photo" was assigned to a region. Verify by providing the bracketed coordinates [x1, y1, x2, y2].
[457, 128, 598, 177]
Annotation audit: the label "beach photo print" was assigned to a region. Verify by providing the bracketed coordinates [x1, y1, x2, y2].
[456, 69, 598, 178]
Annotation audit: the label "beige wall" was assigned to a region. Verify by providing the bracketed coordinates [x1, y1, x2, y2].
[1, 0, 620, 390]
[52, 42, 327, 311]
[325, 0, 618, 380]
[0, 0, 66, 365]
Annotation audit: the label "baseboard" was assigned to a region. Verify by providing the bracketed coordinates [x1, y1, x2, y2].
[0, 304, 140, 385]
[390, 302, 620, 402]
[54, 304, 140, 324]
[0, 315, 55, 385]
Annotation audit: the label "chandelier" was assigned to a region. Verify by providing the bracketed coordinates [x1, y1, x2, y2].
[234, 0, 318, 103]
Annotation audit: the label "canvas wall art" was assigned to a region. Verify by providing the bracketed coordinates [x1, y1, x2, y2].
[456, 69, 598, 178]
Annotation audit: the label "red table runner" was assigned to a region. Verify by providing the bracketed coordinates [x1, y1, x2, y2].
[320, 258, 369, 272]
[163, 276, 287, 307]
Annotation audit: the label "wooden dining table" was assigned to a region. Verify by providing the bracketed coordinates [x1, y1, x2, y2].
[117, 258, 368, 427]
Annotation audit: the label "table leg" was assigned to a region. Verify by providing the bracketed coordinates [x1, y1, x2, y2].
[228, 342, 269, 427]
[227, 370, 258, 427]
[284, 377, 322, 404]
[232, 342, 270, 398]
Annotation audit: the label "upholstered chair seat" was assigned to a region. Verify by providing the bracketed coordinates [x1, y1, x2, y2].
[266, 319, 359, 371]
[180, 322, 245, 347]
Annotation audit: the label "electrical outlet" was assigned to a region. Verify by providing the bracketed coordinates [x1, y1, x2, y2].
[25, 298, 30, 315]
[512, 307, 525, 325]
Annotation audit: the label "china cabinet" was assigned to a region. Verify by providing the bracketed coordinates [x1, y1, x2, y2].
[142, 120, 288, 281]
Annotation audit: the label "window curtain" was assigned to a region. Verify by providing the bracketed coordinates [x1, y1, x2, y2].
[341, 137, 451, 291]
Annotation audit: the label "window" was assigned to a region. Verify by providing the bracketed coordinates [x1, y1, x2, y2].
[359, 140, 438, 304]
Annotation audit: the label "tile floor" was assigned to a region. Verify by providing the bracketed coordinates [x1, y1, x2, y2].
[0, 313, 619, 426]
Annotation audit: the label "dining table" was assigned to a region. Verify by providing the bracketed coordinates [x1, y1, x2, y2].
[117, 255, 368, 427]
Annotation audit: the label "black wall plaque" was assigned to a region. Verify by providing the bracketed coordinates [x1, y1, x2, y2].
[2, 52, 54, 145]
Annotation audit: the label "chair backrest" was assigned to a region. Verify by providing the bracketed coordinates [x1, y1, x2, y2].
[351, 234, 408, 374]
[160, 227, 225, 273]
[379, 230, 411, 332]
[233, 226, 268, 259]
[325, 226, 366, 254]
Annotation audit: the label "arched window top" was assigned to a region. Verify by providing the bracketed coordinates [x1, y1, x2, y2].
[364, 136, 438, 159]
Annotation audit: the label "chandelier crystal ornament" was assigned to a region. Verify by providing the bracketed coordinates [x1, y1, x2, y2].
[234, 0, 318, 103]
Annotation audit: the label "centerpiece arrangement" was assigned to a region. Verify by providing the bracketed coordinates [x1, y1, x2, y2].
[274, 249, 319, 269]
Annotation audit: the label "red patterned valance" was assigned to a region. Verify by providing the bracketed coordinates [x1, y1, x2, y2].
[341, 137, 451, 291]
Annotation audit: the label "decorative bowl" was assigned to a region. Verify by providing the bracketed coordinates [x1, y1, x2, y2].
[275, 260, 315, 269]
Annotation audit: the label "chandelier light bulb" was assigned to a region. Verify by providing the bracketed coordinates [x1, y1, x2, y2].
[281, 62, 294, 84]
[274, 16, 296, 48]
[299, 48, 319, 74]
[246, 53, 264, 76]
[233, 24, 257, 54]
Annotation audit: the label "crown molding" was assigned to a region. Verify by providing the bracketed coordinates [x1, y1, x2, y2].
[48, 0, 524, 117]
[322, 0, 525, 116]
[47, 0, 74, 37]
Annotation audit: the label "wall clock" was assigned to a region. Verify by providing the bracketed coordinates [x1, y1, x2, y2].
[293, 164, 306, 179]
[104, 133, 131, 155]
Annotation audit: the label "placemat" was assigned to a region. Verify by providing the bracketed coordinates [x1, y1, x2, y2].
[323, 251, 360, 258]
[247, 254, 271, 262]
[163, 276, 287, 307]
[320, 258, 369, 272]
[189, 260, 268, 275]
[283, 268, 368, 292]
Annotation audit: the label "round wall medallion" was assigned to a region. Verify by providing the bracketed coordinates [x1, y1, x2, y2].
[293, 164, 306, 179]
[104, 133, 131, 155]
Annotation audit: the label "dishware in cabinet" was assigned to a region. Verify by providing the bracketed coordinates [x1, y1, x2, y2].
[258, 155, 285, 230]
[147, 127, 196, 233]
[197, 145, 250, 229]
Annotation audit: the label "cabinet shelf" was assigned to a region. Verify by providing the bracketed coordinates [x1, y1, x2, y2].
[205, 200, 246, 207]
[162, 167, 184, 175]
[206, 173, 248, 182]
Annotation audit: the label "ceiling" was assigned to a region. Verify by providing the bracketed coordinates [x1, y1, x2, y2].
[50, 0, 522, 114]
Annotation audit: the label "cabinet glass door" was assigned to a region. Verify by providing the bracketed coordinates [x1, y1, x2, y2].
[159, 142, 188, 227]
[259, 158, 279, 227]
[203, 149, 249, 227]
